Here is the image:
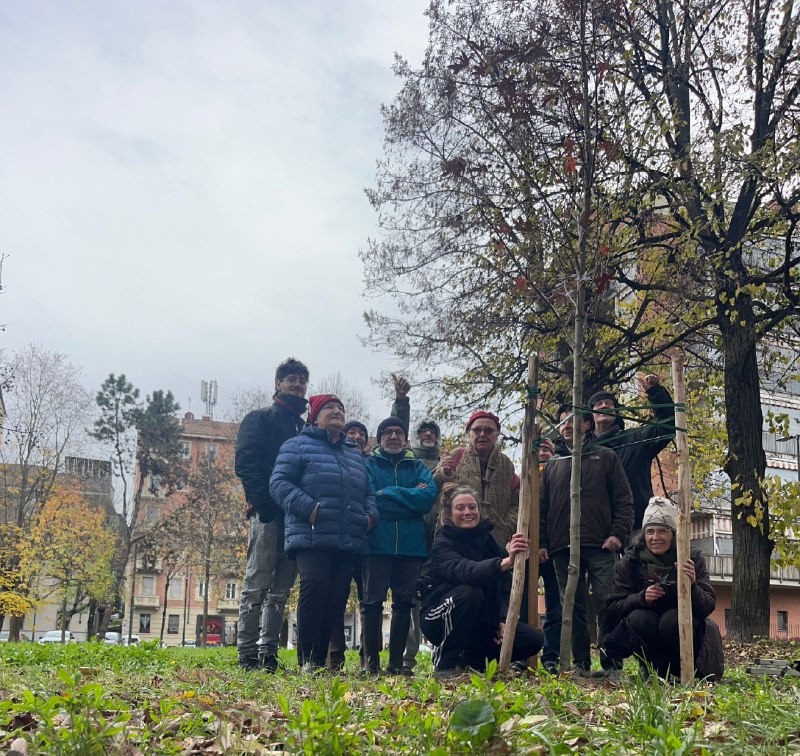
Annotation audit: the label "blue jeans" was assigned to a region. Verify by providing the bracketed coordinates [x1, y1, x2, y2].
[552, 547, 618, 670]
[237, 518, 297, 663]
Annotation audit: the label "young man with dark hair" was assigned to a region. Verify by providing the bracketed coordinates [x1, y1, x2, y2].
[235, 357, 309, 671]
[539, 405, 633, 678]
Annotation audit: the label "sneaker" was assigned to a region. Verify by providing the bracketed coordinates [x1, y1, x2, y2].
[239, 657, 259, 672]
[570, 664, 592, 678]
[541, 662, 559, 676]
[604, 669, 623, 683]
[433, 666, 461, 680]
[510, 660, 528, 674]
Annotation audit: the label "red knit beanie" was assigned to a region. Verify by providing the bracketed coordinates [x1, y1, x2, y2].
[308, 394, 344, 424]
[465, 410, 501, 433]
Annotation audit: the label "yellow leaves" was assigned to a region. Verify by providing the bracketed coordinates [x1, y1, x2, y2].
[25, 484, 119, 602]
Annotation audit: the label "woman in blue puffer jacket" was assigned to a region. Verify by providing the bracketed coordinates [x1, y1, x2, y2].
[270, 394, 378, 669]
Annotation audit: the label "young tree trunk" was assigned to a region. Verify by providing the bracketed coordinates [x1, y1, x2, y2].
[60, 592, 68, 643]
[721, 306, 771, 640]
[560, 0, 592, 672]
[160, 577, 170, 644]
[202, 561, 210, 648]
[127, 542, 138, 645]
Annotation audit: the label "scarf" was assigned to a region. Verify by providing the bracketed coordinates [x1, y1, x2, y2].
[454, 443, 517, 548]
[638, 543, 677, 583]
[273, 392, 308, 418]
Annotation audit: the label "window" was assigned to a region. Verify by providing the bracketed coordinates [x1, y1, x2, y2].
[139, 613, 151, 634]
[167, 615, 179, 634]
[179, 441, 191, 459]
[169, 580, 182, 600]
[140, 576, 155, 596]
[225, 581, 237, 600]
[206, 443, 218, 462]
[197, 581, 207, 599]
[777, 610, 789, 634]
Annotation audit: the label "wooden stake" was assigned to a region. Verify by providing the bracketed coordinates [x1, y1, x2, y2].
[671, 351, 694, 684]
[499, 355, 539, 671]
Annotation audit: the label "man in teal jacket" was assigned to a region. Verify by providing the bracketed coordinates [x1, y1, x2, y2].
[362, 416, 437, 675]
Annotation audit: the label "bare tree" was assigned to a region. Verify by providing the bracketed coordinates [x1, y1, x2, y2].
[0, 344, 92, 639]
[311, 372, 371, 426]
[225, 386, 274, 424]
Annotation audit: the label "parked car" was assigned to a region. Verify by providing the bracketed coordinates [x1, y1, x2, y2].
[103, 632, 121, 645]
[38, 630, 75, 644]
[0, 631, 31, 642]
[121, 635, 140, 646]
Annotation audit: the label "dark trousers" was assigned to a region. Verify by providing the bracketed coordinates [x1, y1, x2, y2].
[361, 555, 423, 671]
[326, 556, 363, 669]
[294, 549, 355, 668]
[552, 547, 618, 670]
[605, 608, 705, 678]
[422, 584, 543, 670]
[540, 558, 562, 668]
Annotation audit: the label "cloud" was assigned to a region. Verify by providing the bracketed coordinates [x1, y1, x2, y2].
[0, 0, 428, 421]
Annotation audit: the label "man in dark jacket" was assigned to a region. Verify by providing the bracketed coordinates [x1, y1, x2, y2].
[539, 405, 634, 677]
[362, 416, 437, 675]
[234, 357, 309, 672]
[590, 374, 675, 532]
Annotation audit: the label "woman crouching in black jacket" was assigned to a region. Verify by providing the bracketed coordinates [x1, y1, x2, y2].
[420, 483, 543, 678]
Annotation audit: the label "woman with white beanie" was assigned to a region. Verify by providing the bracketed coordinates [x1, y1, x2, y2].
[604, 496, 723, 679]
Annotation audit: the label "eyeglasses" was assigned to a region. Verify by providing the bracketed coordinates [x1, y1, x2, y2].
[382, 429, 405, 438]
[470, 426, 497, 436]
[644, 527, 671, 537]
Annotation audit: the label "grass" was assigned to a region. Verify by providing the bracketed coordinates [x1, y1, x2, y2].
[0, 641, 798, 754]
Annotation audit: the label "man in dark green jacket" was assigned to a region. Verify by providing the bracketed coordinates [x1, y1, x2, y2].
[590, 374, 675, 532]
[362, 416, 437, 675]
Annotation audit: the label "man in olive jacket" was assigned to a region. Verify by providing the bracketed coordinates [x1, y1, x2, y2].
[539, 405, 633, 677]
[235, 357, 309, 672]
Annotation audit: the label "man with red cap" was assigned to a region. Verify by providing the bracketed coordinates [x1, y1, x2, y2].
[434, 411, 519, 549]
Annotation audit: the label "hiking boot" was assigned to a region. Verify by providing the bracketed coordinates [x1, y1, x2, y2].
[570, 664, 592, 678]
[259, 653, 280, 673]
[239, 657, 259, 672]
[386, 665, 413, 677]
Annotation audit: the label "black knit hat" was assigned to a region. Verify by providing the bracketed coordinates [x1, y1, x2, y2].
[376, 416, 407, 442]
[416, 420, 440, 439]
[343, 421, 369, 439]
[588, 390, 618, 409]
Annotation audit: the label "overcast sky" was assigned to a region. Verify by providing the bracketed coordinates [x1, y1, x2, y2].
[0, 0, 429, 428]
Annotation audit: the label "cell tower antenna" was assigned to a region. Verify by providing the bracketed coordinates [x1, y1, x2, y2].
[200, 379, 218, 419]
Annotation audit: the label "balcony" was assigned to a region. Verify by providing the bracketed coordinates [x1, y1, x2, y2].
[136, 556, 163, 573]
[705, 554, 800, 585]
[134, 595, 161, 608]
[217, 598, 239, 611]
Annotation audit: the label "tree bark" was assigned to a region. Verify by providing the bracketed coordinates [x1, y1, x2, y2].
[722, 303, 772, 640]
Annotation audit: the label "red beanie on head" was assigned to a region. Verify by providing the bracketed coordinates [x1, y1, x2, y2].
[308, 394, 344, 424]
[465, 410, 501, 433]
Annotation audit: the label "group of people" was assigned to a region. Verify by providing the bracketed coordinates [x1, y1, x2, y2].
[234, 357, 722, 681]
